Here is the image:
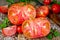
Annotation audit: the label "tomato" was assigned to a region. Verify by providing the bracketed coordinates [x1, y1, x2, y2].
[59, 5, 60, 12]
[17, 26, 23, 34]
[59, 6, 60, 12]
[52, 4, 60, 14]
[0, 6, 8, 14]
[8, 3, 36, 25]
[22, 17, 51, 38]
[2, 25, 17, 36]
[36, 6, 49, 17]
[43, 0, 51, 5]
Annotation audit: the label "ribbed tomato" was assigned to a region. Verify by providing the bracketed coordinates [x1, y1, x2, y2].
[8, 3, 36, 25]
[22, 17, 51, 38]
[36, 6, 49, 17]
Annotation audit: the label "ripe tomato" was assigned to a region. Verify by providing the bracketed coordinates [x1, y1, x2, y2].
[36, 6, 49, 17]
[59, 6, 60, 12]
[43, 0, 51, 5]
[52, 4, 60, 14]
[2, 25, 17, 36]
[8, 3, 36, 25]
[0, 6, 8, 14]
[17, 26, 23, 34]
[22, 17, 51, 38]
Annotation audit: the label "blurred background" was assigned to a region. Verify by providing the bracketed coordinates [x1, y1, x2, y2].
[0, 0, 60, 6]
[0, 0, 18, 6]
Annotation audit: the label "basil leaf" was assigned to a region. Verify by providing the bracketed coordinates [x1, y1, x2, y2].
[53, 0, 57, 3]
[53, 30, 60, 37]
[19, 0, 30, 3]
[46, 34, 53, 40]
[19, 0, 25, 2]
[6, 0, 14, 3]
[0, 17, 10, 29]
[57, 2, 60, 5]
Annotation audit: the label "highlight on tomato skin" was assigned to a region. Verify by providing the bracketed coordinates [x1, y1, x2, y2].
[8, 2, 36, 25]
[17, 26, 23, 34]
[22, 17, 51, 38]
[36, 6, 49, 18]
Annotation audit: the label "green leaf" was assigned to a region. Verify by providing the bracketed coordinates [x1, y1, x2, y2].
[6, 0, 14, 3]
[19, 0, 30, 3]
[57, 2, 60, 5]
[0, 17, 10, 29]
[46, 34, 53, 40]
[53, 30, 60, 37]
[53, 0, 57, 3]
[19, 0, 25, 2]
[50, 29, 54, 33]
[1, 23, 6, 28]
[46, 28, 60, 40]
[6, 0, 15, 7]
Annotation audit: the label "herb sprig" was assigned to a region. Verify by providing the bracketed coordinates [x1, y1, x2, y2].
[46, 28, 60, 40]
[0, 17, 10, 29]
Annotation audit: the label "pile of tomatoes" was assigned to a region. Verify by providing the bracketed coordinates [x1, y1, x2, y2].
[1, 0, 60, 38]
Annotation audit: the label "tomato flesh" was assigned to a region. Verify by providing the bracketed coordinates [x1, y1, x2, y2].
[2, 25, 17, 36]
[22, 17, 51, 38]
[8, 3, 36, 25]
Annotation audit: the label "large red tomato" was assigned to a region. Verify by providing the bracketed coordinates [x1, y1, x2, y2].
[22, 17, 51, 38]
[8, 3, 36, 25]
[36, 6, 49, 17]
[2, 25, 17, 36]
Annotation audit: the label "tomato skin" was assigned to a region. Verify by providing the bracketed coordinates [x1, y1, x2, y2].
[36, 6, 49, 17]
[52, 4, 60, 14]
[0, 6, 8, 14]
[22, 17, 51, 38]
[17, 26, 23, 34]
[43, 0, 51, 5]
[59, 5, 60, 12]
[2, 25, 17, 36]
[8, 3, 36, 25]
